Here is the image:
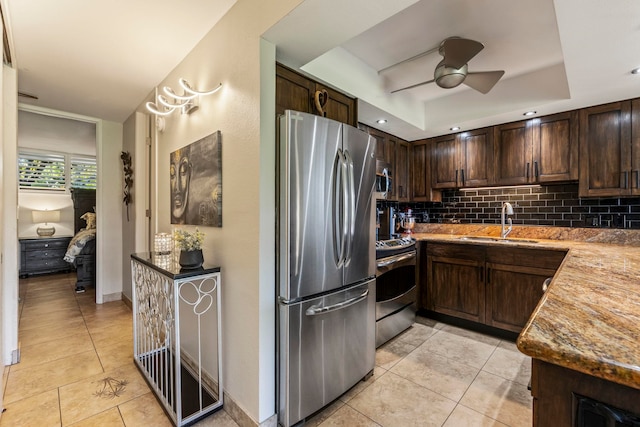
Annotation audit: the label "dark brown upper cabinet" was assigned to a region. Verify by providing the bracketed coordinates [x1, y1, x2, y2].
[494, 120, 535, 186]
[432, 127, 493, 189]
[411, 139, 442, 202]
[275, 63, 357, 127]
[535, 111, 579, 183]
[494, 111, 578, 186]
[578, 100, 639, 197]
[396, 140, 410, 202]
[367, 127, 395, 165]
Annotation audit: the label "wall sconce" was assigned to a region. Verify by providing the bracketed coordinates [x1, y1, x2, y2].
[32, 210, 61, 237]
[146, 78, 222, 118]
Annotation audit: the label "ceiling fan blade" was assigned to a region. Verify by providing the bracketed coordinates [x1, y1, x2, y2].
[464, 70, 505, 94]
[18, 91, 39, 100]
[390, 79, 435, 94]
[441, 38, 484, 69]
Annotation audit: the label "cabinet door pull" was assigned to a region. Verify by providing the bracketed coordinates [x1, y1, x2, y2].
[455, 169, 459, 185]
[461, 168, 465, 186]
[635, 170, 639, 190]
[487, 267, 491, 284]
[526, 162, 530, 179]
[399, 185, 403, 198]
[478, 266, 484, 283]
[534, 161, 539, 178]
[624, 171, 629, 189]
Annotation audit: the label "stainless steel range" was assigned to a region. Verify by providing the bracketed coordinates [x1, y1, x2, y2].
[375, 236, 417, 347]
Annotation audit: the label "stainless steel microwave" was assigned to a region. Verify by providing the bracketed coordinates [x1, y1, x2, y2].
[375, 160, 393, 199]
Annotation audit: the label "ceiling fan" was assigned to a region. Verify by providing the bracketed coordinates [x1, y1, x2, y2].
[388, 37, 505, 94]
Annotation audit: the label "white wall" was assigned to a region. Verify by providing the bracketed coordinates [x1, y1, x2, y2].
[17, 192, 74, 238]
[96, 120, 123, 303]
[121, 114, 136, 302]
[139, 0, 302, 422]
[121, 111, 148, 302]
[2, 65, 18, 367]
[0, 41, 4, 418]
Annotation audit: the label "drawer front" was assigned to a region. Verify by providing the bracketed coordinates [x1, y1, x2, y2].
[25, 248, 66, 261]
[19, 237, 72, 276]
[22, 239, 70, 251]
[29, 258, 69, 271]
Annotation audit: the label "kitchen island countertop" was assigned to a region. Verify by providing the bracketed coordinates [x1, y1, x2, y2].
[411, 224, 640, 391]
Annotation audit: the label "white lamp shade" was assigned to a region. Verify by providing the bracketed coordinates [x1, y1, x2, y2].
[32, 210, 61, 224]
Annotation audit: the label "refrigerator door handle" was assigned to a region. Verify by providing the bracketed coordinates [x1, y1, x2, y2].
[339, 149, 349, 266]
[305, 289, 369, 316]
[333, 149, 345, 266]
[344, 150, 355, 264]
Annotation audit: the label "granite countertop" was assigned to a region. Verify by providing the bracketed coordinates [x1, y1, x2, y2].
[411, 223, 640, 391]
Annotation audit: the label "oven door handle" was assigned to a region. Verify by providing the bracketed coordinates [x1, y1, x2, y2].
[376, 251, 416, 268]
[305, 289, 369, 316]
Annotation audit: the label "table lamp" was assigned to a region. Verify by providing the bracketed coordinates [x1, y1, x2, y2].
[32, 210, 61, 237]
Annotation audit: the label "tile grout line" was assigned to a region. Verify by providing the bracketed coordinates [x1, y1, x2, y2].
[72, 284, 106, 374]
[57, 387, 63, 426]
[417, 330, 502, 427]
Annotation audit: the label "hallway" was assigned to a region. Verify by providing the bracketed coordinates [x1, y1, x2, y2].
[1, 273, 237, 426]
[2, 273, 532, 426]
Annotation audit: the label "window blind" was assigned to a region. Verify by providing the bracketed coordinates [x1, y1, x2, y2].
[70, 156, 97, 189]
[18, 152, 66, 190]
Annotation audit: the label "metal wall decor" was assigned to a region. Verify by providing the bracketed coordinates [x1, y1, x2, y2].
[121, 151, 133, 221]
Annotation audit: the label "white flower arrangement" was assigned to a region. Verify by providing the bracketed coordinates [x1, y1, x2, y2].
[173, 228, 205, 252]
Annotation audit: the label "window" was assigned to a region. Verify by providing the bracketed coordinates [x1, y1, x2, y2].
[18, 152, 66, 190]
[18, 151, 97, 191]
[70, 156, 97, 189]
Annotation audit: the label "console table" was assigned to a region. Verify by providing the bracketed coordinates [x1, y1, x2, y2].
[19, 236, 73, 277]
[131, 253, 223, 426]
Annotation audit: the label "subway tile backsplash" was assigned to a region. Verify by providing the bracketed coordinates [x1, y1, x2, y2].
[398, 184, 640, 229]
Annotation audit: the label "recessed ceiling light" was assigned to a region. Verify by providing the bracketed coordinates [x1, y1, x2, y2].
[450, 126, 460, 131]
[376, 119, 387, 124]
[632, 68, 640, 75]
[523, 111, 537, 116]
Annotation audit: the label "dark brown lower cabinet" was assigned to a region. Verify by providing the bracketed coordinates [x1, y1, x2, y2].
[424, 243, 485, 323]
[531, 359, 640, 426]
[485, 246, 566, 333]
[421, 242, 566, 333]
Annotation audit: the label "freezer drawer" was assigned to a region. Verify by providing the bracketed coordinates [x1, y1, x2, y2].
[278, 280, 375, 427]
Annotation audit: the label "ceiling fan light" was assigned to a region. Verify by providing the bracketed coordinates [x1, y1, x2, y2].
[377, 119, 387, 124]
[434, 62, 468, 89]
[450, 126, 460, 131]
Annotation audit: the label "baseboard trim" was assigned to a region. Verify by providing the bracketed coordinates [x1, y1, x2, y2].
[102, 292, 122, 303]
[223, 392, 277, 427]
[121, 294, 132, 310]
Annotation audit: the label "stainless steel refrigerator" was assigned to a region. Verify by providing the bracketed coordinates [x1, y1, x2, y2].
[277, 110, 376, 427]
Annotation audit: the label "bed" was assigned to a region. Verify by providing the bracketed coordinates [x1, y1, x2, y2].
[65, 188, 97, 292]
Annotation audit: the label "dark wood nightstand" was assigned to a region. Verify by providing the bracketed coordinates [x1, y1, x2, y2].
[19, 236, 73, 278]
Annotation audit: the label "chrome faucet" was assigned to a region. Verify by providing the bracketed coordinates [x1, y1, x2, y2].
[501, 202, 514, 239]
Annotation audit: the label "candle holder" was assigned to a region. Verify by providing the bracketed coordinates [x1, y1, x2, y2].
[154, 232, 173, 255]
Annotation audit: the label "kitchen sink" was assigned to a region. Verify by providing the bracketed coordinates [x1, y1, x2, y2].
[457, 236, 539, 244]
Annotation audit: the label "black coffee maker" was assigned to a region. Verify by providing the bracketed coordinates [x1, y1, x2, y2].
[377, 206, 397, 241]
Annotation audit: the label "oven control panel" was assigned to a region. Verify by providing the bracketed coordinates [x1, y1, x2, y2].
[375, 237, 416, 259]
[376, 237, 415, 251]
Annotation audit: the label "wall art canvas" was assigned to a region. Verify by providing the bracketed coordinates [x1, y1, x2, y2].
[170, 131, 222, 226]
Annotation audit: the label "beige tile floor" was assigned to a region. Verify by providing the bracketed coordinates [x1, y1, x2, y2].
[1, 273, 237, 427]
[1, 273, 533, 426]
[305, 317, 533, 427]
